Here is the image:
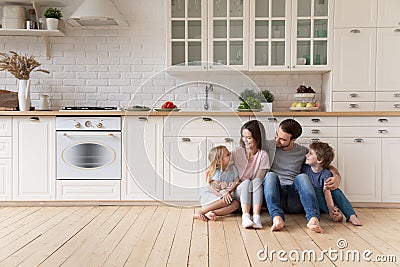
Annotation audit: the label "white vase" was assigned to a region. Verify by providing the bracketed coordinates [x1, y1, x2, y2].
[18, 79, 31, 111]
[46, 18, 58, 30]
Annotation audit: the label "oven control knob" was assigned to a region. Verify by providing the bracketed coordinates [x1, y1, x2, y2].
[74, 122, 81, 128]
[85, 121, 92, 127]
[97, 122, 103, 128]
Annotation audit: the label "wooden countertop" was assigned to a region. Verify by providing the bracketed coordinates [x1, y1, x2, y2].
[1, 110, 400, 116]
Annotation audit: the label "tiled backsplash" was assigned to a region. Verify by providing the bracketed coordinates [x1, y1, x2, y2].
[0, 0, 323, 112]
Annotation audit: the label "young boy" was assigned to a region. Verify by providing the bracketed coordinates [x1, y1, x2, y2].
[301, 142, 362, 226]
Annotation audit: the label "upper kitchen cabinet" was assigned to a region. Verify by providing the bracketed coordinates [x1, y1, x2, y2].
[167, 0, 249, 71]
[334, 0, 378, 28]
[249, 0, 333, 72]
[377, 0, 400, 27]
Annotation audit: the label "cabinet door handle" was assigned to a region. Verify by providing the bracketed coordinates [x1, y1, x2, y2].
[29, 117, 40, 121]
[393, 93, 400, 98]
[378, 118, 388, 123]
[224, 137, 233, 142]
[138, 117, 147, 121]
[267, 117, 277, 122]
[354, 138, 364, 143]
[202, 117, 212, 121]
[348, 103, 359, 108]
[349, 93, 359, 98]
[378, 129, 388, 134]
[393, 104, 400, 109]
[394, 29, 400, 33]
[311, 118, 321, 123]
[310, 138, 320, 143]
[310, 129, 320, 134]
[181, 137, 191, 142]
[350, 29, 361, 33]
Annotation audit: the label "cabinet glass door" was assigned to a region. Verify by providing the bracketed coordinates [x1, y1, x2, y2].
[209, 0, 248, 69]
[250, 0, 289, 70]
[169, 0, 206, 68]
[294, 0, 329, 67]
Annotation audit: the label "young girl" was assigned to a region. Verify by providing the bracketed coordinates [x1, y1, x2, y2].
[193, 145, 240, 221]
[302, 142, 362, 226]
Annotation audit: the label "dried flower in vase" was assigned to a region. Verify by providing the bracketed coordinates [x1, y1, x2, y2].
[0, 51, 50, 80]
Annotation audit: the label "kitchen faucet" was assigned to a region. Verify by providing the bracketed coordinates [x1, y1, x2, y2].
[204, 84, 213, 110]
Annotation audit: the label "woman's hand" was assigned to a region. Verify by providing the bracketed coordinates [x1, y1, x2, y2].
[222, 193, 233, 204]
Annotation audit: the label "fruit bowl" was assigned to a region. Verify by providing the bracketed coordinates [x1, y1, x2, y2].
[290, 106, 319, 111]
[294, 93, 316, 98]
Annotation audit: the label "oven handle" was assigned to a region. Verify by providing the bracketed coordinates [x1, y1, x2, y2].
[62, 133, 117, 137]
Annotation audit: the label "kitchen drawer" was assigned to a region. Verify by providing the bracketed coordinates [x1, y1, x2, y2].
[338, 117, 400, 127]
[255, 116, 292, 140]
[0, 117, 12, 136]
[333, 102, 375, 112]
[0, 137, 12, 158]
[163, 116, 245, 137]
[333, 92, 375, 102]
[376, 91, 400, 101]
[375, 102, 400, 111]
[339, 127, 400, 137]
[56, 180, 121, 200]
[301, 127, 337, 138]
[298, 137, 337, 147]
[296, 117, 337, 127]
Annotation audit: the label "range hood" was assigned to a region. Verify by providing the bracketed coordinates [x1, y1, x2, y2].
[67, 0, 128, 28]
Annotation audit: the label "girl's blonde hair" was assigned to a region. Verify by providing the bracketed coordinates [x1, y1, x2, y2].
[206, 145, 227, 184]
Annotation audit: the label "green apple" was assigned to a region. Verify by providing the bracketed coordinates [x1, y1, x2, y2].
[291, 102, 298, 107]
[296, 102, 306, 108]
[306, 102, 314, 108]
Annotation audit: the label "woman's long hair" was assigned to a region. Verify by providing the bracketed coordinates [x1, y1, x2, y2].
[239, 120, 267, 150]
[206, 145, 226, 184]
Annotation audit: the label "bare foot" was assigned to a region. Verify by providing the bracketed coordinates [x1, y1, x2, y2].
[349, 214, 362, 226]
[205, 211, 216, 221]
[307, 217, 324, 233]
[330, 207, 343, 222]
[271, 216, 285, 231]
[193, 213, 207, 222]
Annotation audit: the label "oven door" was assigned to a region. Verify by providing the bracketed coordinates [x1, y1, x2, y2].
[57, 131, 121, 180]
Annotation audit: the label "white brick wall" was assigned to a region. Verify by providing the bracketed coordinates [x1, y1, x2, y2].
[0, 0, 323, 112]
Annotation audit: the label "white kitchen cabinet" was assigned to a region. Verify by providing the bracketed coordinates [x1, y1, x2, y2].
[377, 0, 400, 27]
[13, 116, 55, 200]
[163, 116, 244, 201]
[0, 116, 12, 200]
[334, 0, 377, 28]
[249, 0, 333, 71]
[167, 0, 249, 71]
[382, 138, 400, 202]
[254, 116, 292, 140]
[122, 116, 163, 201]
[56, 180, 120, 200]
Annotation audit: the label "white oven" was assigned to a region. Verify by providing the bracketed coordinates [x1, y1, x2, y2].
[56, 116, 121, 180]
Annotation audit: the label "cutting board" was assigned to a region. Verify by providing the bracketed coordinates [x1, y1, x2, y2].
[0, 89, 18, 111]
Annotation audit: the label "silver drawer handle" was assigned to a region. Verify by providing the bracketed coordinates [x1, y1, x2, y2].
[350, 29, 361, 33]
[378, 129, 388, 134]
[393, 104, 400, 109]
[394, 29, 400, 33]
[311, 118, 321, 123]
[138, 117, 148, 121]
[29, 117, 40, 121]
[202, 117, 212, 122]
[310, 129, 320, 134]
[348, 103, 359, 108]
[224, 137, 233, 142]
[393, 93, 400, 98]
[349, 93, 359, 98]
[378, 118, 388, 123]
[181, 137, 191, 142]
[267, 117, 277, 122]
[310, 138, 320, 143]
[354, 138, 364, 143]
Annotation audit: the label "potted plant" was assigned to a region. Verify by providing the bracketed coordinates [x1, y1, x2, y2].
[238, 89, 262, 111]
[258, 90, 275, 111]
[44, 7, 63, 30]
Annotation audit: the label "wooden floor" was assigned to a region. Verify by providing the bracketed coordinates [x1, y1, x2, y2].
[0, 206, 399, 267]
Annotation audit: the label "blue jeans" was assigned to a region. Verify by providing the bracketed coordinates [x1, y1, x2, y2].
[263, 172, 320, 222]
[314, 187, 357, 221]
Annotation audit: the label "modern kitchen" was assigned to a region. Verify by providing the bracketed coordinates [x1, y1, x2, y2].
[0, 0, 399, 266]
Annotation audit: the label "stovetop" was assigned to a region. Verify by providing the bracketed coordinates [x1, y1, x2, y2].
[62, 106, 119, 110]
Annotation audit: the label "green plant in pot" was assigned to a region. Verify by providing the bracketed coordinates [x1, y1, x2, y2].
[238, 89, 262, 111]
[44, 7, 63, 30]
[258, 90, 275, 103]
